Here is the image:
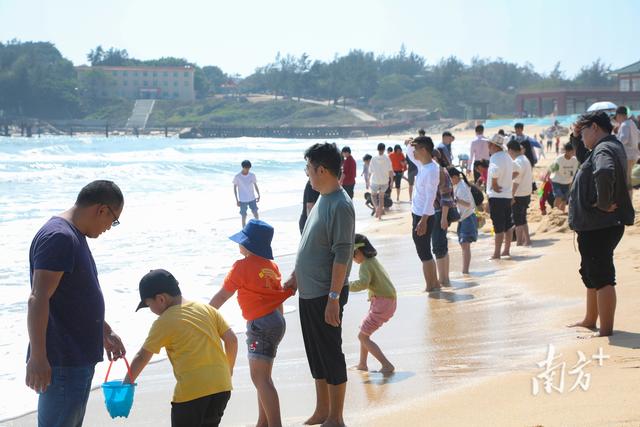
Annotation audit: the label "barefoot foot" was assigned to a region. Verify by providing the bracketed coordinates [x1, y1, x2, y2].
[305, 414, 328, 425]
[379, 363, 395, 374]
[567, 321, 597, 330]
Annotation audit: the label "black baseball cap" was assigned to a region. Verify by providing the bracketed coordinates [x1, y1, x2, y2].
[135, 269, 181, 311]
[442, 131, 454, 138]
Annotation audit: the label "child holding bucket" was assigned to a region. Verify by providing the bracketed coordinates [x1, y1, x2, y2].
[126, 269, 238, 427]
[210, 219, 294, 427]
[350, 233, 397, 373]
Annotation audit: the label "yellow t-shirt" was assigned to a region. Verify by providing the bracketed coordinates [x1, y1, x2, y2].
[143, 301, 232, 403]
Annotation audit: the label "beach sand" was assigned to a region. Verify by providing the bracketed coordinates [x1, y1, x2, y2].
[8, 126, 639, 427]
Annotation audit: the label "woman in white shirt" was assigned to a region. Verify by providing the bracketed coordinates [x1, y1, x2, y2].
[405, 137, 441, 291]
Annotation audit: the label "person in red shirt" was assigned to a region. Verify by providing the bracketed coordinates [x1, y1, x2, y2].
[388, 144, 407, 201]
[210, 219, 294, 427]
[340, 146, 357, 199]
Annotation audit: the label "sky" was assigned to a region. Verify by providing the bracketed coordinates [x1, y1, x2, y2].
[1, 0, 639, 78]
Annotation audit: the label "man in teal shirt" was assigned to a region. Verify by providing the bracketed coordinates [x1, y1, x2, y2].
[285, 142, 354, 427]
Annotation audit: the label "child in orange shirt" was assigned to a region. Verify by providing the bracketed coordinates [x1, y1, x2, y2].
[209, 219, 293, 427]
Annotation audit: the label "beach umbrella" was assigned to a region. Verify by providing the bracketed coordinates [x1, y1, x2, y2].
[587, 101, 617, 112]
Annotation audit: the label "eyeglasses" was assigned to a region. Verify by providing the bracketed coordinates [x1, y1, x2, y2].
[304, 163, 321, 175]
[580, 123, 593, 136]
[106, 205, 120, 227]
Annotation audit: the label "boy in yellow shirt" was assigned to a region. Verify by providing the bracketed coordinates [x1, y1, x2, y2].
[126, 269, 238, 427]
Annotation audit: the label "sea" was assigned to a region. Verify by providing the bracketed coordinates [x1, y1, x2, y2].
[0, 134, 475, 421]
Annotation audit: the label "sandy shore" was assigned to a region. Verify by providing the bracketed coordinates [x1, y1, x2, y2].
[8, 125, 639, 427]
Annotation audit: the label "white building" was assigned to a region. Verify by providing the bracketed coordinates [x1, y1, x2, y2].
[76, 65, 196, 101]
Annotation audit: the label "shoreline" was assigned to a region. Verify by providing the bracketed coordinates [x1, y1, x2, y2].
[6, 128, 639, 426]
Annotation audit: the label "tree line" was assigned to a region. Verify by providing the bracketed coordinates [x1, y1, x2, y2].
[0, 40, 614, 120]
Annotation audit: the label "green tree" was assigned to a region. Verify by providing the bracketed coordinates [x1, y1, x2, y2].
[574, 59, 612, 88]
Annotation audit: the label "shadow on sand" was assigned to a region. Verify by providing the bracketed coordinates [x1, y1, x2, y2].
[428, 290, 474, 303]
[362, 370, 415, 385]
[608, 331, 640, 349]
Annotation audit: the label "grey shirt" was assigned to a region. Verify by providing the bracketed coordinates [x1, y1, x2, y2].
[295, 188, 355, 299]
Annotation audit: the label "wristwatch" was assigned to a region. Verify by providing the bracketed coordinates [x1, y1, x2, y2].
[328, 291, 340, 301]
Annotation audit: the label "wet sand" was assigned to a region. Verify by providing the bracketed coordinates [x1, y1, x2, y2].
[9, 125, 639, 426]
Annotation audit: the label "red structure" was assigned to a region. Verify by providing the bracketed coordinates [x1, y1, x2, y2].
[516, 60, 640, 116]
[515, 89, 640, 116]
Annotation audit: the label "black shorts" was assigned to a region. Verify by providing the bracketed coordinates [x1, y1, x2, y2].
[412, 213, 435, 261]
[407, 169, 417, 186]
[488, 198, 514, 233]
[512, 195, 531, 226]
[577, 226, 625, 290]
[393, 171, 403, 189]
[171, 391, 231, 427]
[299, 286, 349, 385]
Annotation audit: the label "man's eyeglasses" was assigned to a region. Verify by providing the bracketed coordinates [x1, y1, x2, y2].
[106, 205, 120, 227]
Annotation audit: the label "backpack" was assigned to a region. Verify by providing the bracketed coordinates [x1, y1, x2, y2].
[470, 184, 484, 206]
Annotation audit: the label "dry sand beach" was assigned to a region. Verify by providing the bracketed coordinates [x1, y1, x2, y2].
[7, 126, 639, 427]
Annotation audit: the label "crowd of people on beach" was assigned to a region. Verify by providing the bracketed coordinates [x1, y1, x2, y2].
[24, 107, 637, 427]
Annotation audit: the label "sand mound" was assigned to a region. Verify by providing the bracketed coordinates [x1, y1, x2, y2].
[536, 210, 570, 233]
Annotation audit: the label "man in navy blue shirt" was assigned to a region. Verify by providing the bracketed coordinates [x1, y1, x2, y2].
[26, 180, 127, 426]
[437, 131, 455, 166]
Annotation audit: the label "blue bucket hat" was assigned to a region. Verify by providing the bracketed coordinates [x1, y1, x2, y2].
[229, 219, 274, 260]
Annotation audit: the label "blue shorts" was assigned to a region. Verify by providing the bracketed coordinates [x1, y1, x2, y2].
[457, 214, 478, 243]
[239, 200, 258, 216]
[551, 182, 570, 201]
[431, 210, 448, 259]
[246, 310, 286, 361]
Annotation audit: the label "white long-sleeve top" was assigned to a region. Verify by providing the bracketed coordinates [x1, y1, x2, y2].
[617, 119, 640, 161]
[406, 144, 440, 216]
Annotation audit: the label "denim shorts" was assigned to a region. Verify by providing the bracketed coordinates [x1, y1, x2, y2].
[246, 310, 286, 361]
[457, 214, 478, 243]
[38, 364, 95, 427]
[551, 182, 570, 201]
[239, 200, 258, 216]
[431, 210, 448, 259]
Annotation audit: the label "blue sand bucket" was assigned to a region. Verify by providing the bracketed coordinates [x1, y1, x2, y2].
[101, 357, 136, 418]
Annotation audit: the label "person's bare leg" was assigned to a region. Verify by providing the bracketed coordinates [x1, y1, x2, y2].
[256, 394, 267, 427]
[305, 380, 329, 425]
[377, 191, 384, 219]
[322, 382, 346, 427]
[492, 232, 504, 259]
[502, 229, 512, 257]
[422, 259, 440, 291]
[249, 359, 282, 427]
[358, 332, 394, 373]
[408, 185, 413, 201]
[253, 210, 260, 221]
[460, 242, 471, 274]
[567, 288, 598, 329]
[395, 187, 400, 201]
[523, 223, 531, 246]
[436, 254, 450, 285]
[515, 225, 524, 246]
[594, 285, 616, 337]
[354, 341, 368, 371]
[242, 214, 247, 227]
